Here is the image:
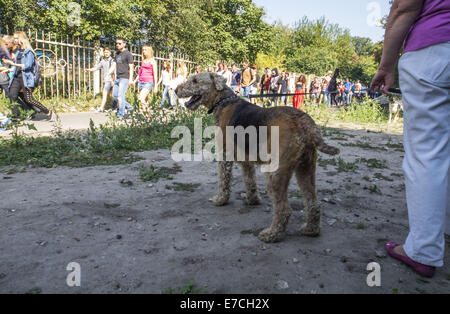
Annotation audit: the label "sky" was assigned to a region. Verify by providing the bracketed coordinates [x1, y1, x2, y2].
[253, 0, 392, 42]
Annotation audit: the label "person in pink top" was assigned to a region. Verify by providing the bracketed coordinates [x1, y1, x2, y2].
[372, 0, 450, 278]
[134, 45, 158, 111]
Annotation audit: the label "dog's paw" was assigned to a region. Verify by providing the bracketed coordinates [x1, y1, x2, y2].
[258, 228, 284, 243]
[246, 195, 261, 206]
[209, 194, 229, 206]
[300, 223, 320, 237]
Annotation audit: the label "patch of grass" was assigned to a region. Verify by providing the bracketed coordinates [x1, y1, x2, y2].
[2, 167, 27, 175]
[162, 280, 208, 294]
[138, 164, 182, 183]
[24, 287, 42, 294]
[374, 173, 394, 182]
[386, 138, 404, 151]
[318, 157, 337, 170]
[366, 184, 382, 195]
[356, 158, 388, 169]
[336, 157, 358, 172]
[165, 182, 201, 192]
[357, 222, 365, 230]
[0, 97, 214, 169]
[289, 190, 302, 198]
[340, 141, 383, 151]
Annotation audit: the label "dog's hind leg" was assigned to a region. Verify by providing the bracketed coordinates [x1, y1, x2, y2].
[258, 168, 293, 243]
[240, 162, 261, 205]
[211, 161, 233, 206]
[295, 150, 321, 237]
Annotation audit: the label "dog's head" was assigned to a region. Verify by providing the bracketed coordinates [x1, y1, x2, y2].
[175, 72, 228, 111]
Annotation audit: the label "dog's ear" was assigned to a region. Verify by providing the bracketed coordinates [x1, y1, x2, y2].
[210, 73, 226, 91]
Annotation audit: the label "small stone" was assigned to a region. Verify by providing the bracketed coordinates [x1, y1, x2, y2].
[375, 250, 387, 258]
[327, 218, 337, 226]
[325, 249, 332, 254]
[276, 280, 289, 290]
[292, 258, 299, 264]
[340, 256, 348, 263]
[116, 235, 122, 240]
[127, 217, 133, 221]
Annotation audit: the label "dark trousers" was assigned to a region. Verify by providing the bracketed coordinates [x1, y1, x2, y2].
[9, 76, 49, 117]
[0, 83, 9, 98]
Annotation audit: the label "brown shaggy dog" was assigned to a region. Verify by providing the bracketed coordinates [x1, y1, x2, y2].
[176, 73, 340, 243]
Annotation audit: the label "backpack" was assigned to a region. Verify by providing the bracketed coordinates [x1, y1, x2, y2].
[17, 50, 41, 87]
[33, 54, 42, 87]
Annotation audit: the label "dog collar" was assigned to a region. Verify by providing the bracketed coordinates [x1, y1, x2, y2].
[208, 95, 239, 114]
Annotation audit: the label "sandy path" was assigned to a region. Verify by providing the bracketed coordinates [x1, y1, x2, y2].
[1, 125, 449, 294]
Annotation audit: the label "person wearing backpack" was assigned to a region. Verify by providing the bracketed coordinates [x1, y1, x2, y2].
[2, 35, 51, 120]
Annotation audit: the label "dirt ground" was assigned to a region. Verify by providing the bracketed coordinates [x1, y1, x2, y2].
[0, 122, 449, 294]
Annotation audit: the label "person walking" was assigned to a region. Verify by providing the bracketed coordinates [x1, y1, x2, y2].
[134, 45, 158, 111]
[278, 71, 289, 106]
[240, 60, 254, 100]
[158, 60, 172, 108]
[84, 47, 115, 112]
[0, 38, 12, 98]
[230, 64, 241, 95]
[109, 38, 134, 119]
[344, 78, 352, 105]
[324, 70, 332, 106]
[3, 35, 51, 120]
[222, 63, 233, 87]
[292, 75, 306, 110]
[250, 65, 260, 104]
[269, 68, 280, 107]
[371, 0, 450, 278]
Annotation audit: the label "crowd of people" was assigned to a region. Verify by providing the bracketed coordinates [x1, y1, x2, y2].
[204, 63, 374, 111]
[0, 32, 375, 123]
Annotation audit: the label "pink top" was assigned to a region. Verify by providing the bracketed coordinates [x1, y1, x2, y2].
[138, 61, 155, 83]
[404, 0, 450, 53]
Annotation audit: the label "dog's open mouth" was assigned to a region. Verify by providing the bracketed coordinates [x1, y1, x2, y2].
[185, 95, 202, 109]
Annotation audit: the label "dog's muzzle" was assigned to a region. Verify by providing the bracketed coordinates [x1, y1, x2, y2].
[185, 95, 202, 109]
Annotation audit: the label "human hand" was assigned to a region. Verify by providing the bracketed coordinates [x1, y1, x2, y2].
[371, 67, 395, 95]
[2, 59, 13, 66]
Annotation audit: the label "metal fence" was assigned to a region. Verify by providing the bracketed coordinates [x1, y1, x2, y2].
[1, 29, 195, 100]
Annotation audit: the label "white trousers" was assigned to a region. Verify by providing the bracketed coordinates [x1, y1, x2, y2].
[399, 41, 450, 267]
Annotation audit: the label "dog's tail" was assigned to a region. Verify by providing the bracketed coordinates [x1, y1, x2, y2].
[310, 124, 340, 156]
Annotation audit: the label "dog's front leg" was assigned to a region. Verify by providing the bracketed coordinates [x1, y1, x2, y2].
[210, 161, 233, 206]
[240, 162, 261, 205]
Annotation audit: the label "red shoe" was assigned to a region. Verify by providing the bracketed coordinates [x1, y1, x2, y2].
[386, 242, 435, 278]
